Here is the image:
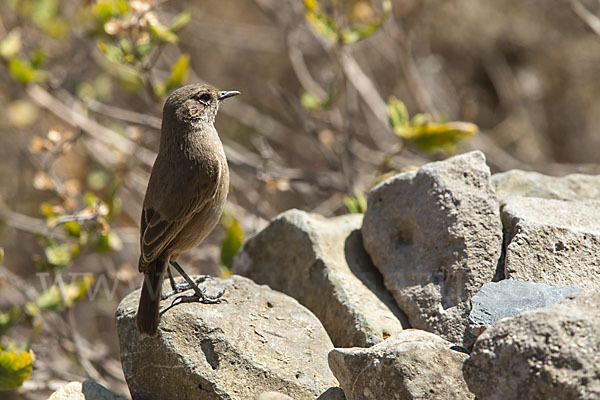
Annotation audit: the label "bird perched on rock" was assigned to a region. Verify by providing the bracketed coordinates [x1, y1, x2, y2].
[136, 83, 240, 336]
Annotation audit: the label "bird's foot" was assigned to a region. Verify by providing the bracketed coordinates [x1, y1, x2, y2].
[162, 275, 211, 299]
[169, 288, 226, 307]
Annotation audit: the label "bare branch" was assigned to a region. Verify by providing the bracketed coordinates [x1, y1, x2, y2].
[26, 85, 156, 168]
[86, 100, 162, 129]
[571, 0, 600, 36]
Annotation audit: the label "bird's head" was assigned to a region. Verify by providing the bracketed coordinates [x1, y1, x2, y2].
[163, 84, 240, 127]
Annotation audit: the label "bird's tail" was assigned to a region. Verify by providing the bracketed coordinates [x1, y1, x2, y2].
[136, 258, 167, 336]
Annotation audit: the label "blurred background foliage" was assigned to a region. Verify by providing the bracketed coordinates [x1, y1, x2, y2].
[1, 0, 600, 397]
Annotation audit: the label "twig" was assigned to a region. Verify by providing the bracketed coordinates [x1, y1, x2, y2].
[52, 210, 101, 227]
[310, 192, 344, 216]
[571, 0, 600, 36]
[26, 84, 156, 168]
[481, 50, 550, 161]
[67, 308, 109, 387]
[0, 265, 41, 302]
[86, 100, 162, 129]
[0, 198, 66, 240]
[339, 48, 389, 127]
[287, 29, 328, 100]
[186, 12, 283, 53]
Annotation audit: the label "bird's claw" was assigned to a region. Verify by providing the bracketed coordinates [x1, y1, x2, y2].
[162, 275, 211, 299]
[169, 288, 227, 307]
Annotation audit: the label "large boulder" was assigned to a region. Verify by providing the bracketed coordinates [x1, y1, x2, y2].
[492, 169, 600, 204]
[464, 291, 600, 400]
[501, 196, 600, 290]
[116, 275, 343, 400]
[234, 209, 407, 348]
[329, 330, 473, 400]
[362, 151, 502, 347]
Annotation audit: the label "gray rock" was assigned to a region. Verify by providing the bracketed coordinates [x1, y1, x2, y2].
[502, 196, 600, 291]
[362, 151, 502, 347]
[492, 169, 600, 204]
[234, 209, 407, 348]
[464, 291, 600, 400]
[329, 330, 474, 400]
[255, 392, 296, 400]
[116, 275, 342, 400]
[469, 280, 581, 331]
[48, 380, 127, 400]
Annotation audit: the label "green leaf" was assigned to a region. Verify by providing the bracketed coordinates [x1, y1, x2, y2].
[0, 247, 4, 264]
[97, 41, 125, 64]
[93, 0, 128, 22]
[412, 121, 478, 152]
[387, 96, 410, 131]
[32, 254, 51, 272]
[62, 221, 81, 238]
[87, 170, 109, 190]
[25, 323, 42, 350]
[8, 58, 45, 84]
[83, 192, 100, 207]
[29, 49, 46, 69]
[387, 95, 478, 152]
[305, 0, 339, 42]
[0, 307, 22, 337]
[115, 0, 129, 14]
[148, 20, 178, 43]
[63, 275, 93, 307]
[133, 40, 154, 61]
[341, 0, 392, 44]
[35, 275, 93, 312]
[0, 350, 33, 390]
[220, 216, 244, 272]
[23, 302, 39, 318]
[163, 53, 189, 94]
[170, 10, 192, 32]
[41, 17, 69, 39]
[343, 191, 367, 214]
[34, 285, 63, 311]
[44, 244, 72, 269]
[94, 0, 116, 21]
[30, 0, 59, 25]
[411, 112, 428, 127]
[300, 91, 322, 111]
[96, 231, 122, 252]
[0, 30, 22, 60]
[39, 202, 59, 218]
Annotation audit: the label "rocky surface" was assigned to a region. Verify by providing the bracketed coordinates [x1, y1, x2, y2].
[115, 153, 600, 400]
[255, 392, 296, 400]
[492, 169, 600, 203]
[116, 275, 343, 400]
[501, 196, 600, 290]
[468, 280, 581, 332]
[362, 151, 502, 347]
[329, 329, 473, 400]
[464, 291, 600, 400]
[48, 380, 127, 400]
[234, 210, 407, 347]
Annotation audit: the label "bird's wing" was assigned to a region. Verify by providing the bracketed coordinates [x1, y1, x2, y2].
[138, 207, 185, 270]
[138, 158, 222, 271]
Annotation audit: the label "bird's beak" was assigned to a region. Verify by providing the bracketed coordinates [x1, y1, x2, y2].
[218, 90, 241, 101]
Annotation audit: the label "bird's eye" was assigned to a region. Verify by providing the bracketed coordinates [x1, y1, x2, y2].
[196, 93, 212, 104]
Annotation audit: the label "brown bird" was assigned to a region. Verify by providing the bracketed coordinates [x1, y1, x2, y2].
[136, 83, 239, 336]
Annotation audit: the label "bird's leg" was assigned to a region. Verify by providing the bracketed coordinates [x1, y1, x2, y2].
[167, 266, 177, 291]
[161, 264, 211, 299]
[166, 260, 225, 304]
